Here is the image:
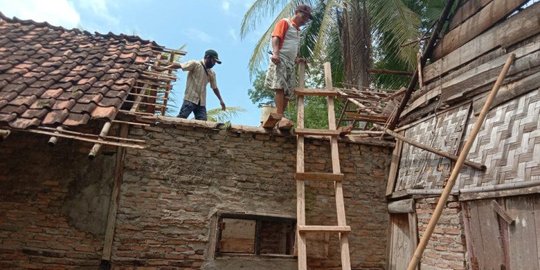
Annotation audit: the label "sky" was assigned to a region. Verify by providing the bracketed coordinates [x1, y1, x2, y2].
[0, 0, 272, 126]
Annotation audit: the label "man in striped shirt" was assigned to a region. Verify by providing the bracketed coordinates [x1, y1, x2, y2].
[265, 4, 312, 128]
[167, 49, 226, 121]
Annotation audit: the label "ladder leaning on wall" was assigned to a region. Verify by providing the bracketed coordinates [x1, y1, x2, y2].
[294, 62, 352, 270]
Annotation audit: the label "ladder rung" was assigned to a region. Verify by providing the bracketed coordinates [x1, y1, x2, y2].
[295, 88, 339, 97]
[295, 128, 340, 136]
[298, 225, 351, 233]
[295, 172, 344, 181]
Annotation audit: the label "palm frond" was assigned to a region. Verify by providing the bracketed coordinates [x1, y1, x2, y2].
[312, 0, 339, 59]
[207, 106, 246, 123]
[240, 0, 291, 39]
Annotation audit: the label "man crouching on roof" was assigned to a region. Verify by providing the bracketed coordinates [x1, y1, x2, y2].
[165, 49, 226, 121]
[265, 4, 312, 128]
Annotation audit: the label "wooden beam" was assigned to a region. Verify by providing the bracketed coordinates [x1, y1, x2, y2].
[368, 69, 413, 76]
[295, 62, 307, 270]
[262, 112, 282, 128]
[491, 200, 515, 224]
[295, 128, 341, 136]
[423, 3, 540, 83]
[388, 199, 415, 214]
[406, 53, 515, 270]
[386, 131, 404, 196]
[386, 0, 456, 130]
[375, 124, 486, 171]
[448, 0, 492, 30]
[344, 112, 388, 123]
[433, 0, 527, 59]
[295, 88, 339, 97]
[298, 225, 351, 233]
[295, 172, 344, 182]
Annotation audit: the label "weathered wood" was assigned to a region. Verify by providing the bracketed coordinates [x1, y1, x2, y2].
[406, 54, 515, 270]
[376, 125, 486, 171]
[507, 196, 540, 269]
[344, 112, 388, 123]
[295, 128, 341, 136]
[388, 199, 414, 214]
[295, 88, 339, 96]
[368, 68, 413, 76]
[262, 112, 282, 128]
[325, 62, 351, 270]
[433, 0, 526, 59]
[296, 62, 307, 270]
[295, 172, 344, 182]
[298, 225, 351, 233]
[448, 0, 492, 30]
[405, 44, 540, 115]
[386, 0, 456, 130]
[459, 185, 540, 201]
[423, 3, 540, 83]
[386, 132, 403, 196]
[101, 124, 129, 261]
[408, 212, 419, 270]
[491, 200, 515, 224]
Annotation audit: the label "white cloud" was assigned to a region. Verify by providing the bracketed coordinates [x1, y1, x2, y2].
[75, 0, 120, 31]
[229, 28, 238, 41]
[186, 28, 214, 43]
[222, 0, 231, 12]
[0, 0, 80, 28]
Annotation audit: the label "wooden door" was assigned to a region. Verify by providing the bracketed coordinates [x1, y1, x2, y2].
[388, 213, 417, 270]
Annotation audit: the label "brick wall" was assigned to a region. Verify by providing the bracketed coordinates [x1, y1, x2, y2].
[0, 133, 115, 269]
[113, 122, 392, 270]
[415, 197, 467, 270]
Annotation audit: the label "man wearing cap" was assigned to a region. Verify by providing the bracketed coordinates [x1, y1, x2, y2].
[265, 4, 312, 128]
[166, 49, 226, 121]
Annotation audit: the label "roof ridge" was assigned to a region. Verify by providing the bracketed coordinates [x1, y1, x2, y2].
[0, 11, 163, 49]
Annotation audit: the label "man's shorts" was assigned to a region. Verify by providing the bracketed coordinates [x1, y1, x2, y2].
[265, 59, 296, 98]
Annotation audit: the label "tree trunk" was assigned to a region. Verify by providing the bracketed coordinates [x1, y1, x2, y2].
[341, 0, 370, 90]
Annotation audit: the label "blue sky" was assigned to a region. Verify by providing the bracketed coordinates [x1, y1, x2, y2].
[0, 0, 271, 126]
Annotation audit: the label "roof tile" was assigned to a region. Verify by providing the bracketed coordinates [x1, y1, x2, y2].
[63, 112, 90, 126]
[9, 117, 41, 129]
[0, 112, 17, 123]
[0, 104, 27, 115]
[21, 108, 48, 119]
[91, 106, 117, 120]
[42, 109, 69, 125]
[41, 88, 63, 99]
[9, 95, 38, 107]
[52, 99, 76, 110]
[77, 93, 103, 104]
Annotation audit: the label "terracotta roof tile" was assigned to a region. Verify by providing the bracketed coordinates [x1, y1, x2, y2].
[0, 12, 163, 129]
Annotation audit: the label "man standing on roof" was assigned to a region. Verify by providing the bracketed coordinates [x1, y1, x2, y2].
[265, 4, 312, 128]
[166, 49, 226, 121]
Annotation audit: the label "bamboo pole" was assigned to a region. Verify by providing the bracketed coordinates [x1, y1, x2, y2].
[24, 128, 144, 149]
[375, 124, 486, 171]
[89, 121, 112, 159]
[47, 127, 63, 146]
[406, 53, 515, 270]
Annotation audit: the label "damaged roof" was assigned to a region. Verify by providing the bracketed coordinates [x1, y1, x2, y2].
[0, 12, 161, 129]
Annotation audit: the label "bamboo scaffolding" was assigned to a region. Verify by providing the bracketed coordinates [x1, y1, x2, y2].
[122, 99, 165, 108]
[47, 126, 63, 146]
[38, 126, 145, 143]
[111, 120, 150, 127]
[119, 109, 155, 116]
[23, 128, 145, 149]
[88, 121, 112, 159]
[406, 53, 515, 270]
[127, 92, 169, 100]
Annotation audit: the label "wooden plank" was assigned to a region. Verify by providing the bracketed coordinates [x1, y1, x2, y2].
[408, 213, 418, 270]
[507, 196, 540, 269]
[476, 200, 506, 269]
[295, 172, 344, 182]
[449, 0, 492, 30]
[386, 132, 404, 196]
[298, 225, 351, 233]
[388, 214, 410, 270]
[433, 0, 527, 59]
[295, 128, 341, 136]
[491, 200, 515, 224]
[423, 3, 540, 83]
[324, 62, 351, 270]
[388, 199, 414, 214]
[262, 112, 282, 128]
[296, 62, 307, 270]
[295, 88, 339, 96]
[344, 112, 388, 123]
[459, 185, 540, 201]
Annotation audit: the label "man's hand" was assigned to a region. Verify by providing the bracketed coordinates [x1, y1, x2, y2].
[220, 101, 226, 111]
[295, 57, 308, 64]
[271, 53, 281, 65]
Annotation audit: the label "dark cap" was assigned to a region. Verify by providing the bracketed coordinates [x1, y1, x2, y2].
[295, 4, 313, 19]
[205, 49, 222, 64]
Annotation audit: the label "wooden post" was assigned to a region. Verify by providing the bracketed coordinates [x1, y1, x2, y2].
[296, 62, 307, 270]
[101, 124, 129, 265]
[406, 53, 515, 270]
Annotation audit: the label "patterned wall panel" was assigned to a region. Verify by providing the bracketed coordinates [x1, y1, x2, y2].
[458, 88, 540, 188]
[396, 103, 471, 191]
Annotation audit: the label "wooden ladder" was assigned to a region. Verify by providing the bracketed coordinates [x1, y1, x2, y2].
[295, 62, 351, 270]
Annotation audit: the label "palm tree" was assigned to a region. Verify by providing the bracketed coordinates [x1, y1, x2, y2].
[241, 0, 444, 89]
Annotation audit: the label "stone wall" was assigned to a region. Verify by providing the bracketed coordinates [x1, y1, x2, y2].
[112, 122, 392, 270]
[415, 197, 466, 270]
[0, 133, 115, 269]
